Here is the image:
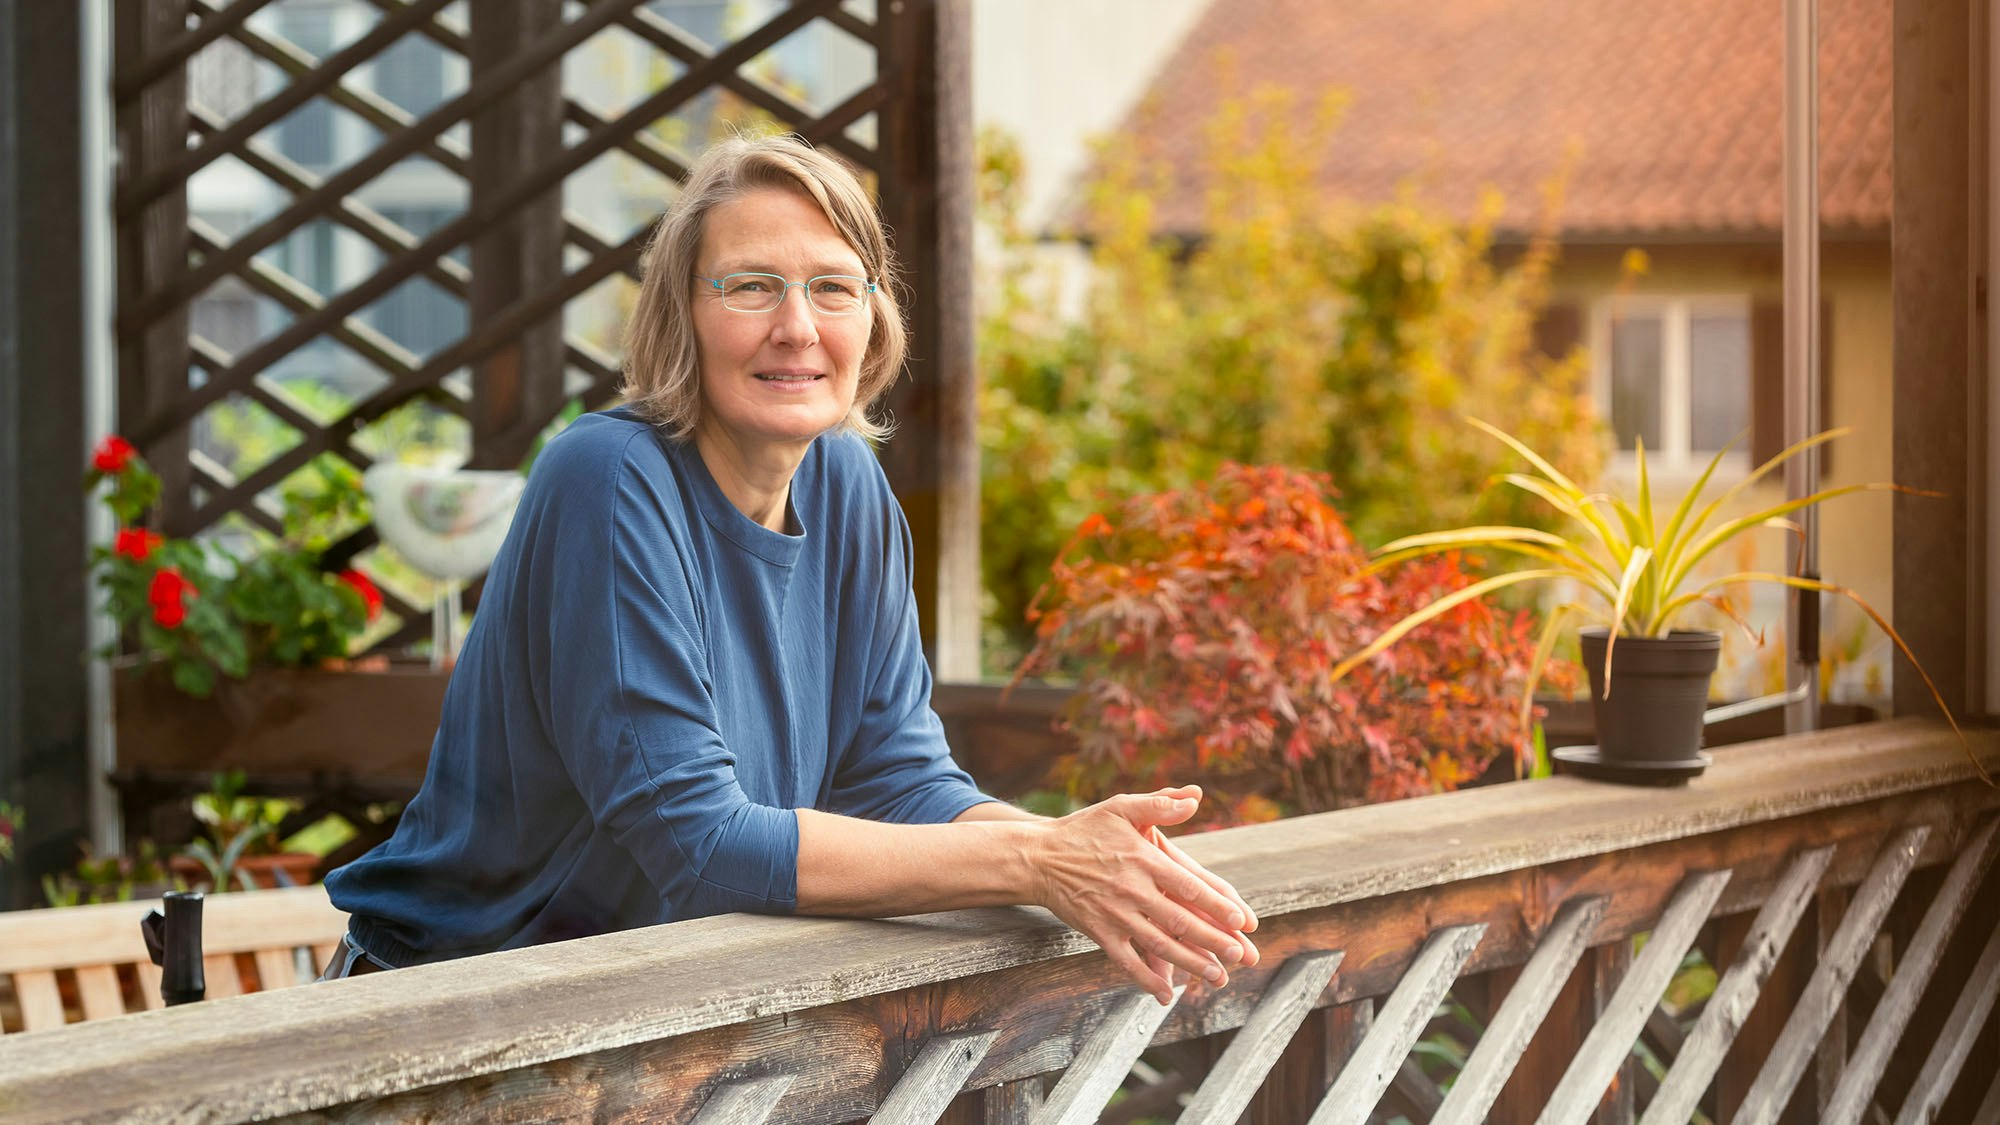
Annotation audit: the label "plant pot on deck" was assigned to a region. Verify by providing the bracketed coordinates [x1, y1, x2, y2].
[167, 851, 322, 892]
[1556, 627, 1720, 785]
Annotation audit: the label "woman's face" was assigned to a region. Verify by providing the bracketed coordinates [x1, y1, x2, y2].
[690, 187, 873, 459]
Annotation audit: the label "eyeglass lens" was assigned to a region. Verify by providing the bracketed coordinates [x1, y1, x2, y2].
[717, 273, 868, 315]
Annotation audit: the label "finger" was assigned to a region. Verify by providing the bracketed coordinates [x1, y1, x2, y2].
[1104, 936, 1175, 1005]
[1153, 827, 1260, 934]
[1139, 847, 1249, 936]
[1125, 910, 1232, 988]
[1115, 792, 1201, 832]
[1145, 894, 1251, 966]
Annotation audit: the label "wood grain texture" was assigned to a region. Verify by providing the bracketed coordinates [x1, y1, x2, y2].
[1736, 826, 1932, 1125]
[14, 971, 64, 1032]
[0, 722, 1991, 1124]
[1538, 871, 1732, 1125]
[1643, 847, 1835, 1125]
[1890, 919, 2000, 1125]
[973, 1078, 1042, 1125]
[870, 1030, 997, 1124]
[134, 962, 163, 1011]
[1436, 896, 1608, 1125]
[1587, 940, 1635, 1125]
[1309, 924, 1486, 1125]
[1824, 817, 2000, 1124]
[203, 954, 243, 1001]
[255, 949, 301, 993]
[73, 966, 126, 1023]
[1178, 951, 1342, 1125]
[1035, 987, 1182, 1125]
[693, 1075, 796, 1125]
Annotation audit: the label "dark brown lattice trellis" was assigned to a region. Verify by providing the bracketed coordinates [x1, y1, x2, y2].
[110, 0, 965, 654]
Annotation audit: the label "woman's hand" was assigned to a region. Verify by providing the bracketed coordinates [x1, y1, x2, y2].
[1026, 787, 1259, 1004]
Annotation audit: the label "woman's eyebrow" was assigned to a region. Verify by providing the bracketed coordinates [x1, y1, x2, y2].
[707, 260, 865, 277]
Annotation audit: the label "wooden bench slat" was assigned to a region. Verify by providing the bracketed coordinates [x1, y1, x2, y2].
[1538, 870, 1733, 1125]
[1824, 816, 1999, 1125]
[1310, 923, 1487, 1125]
[1036, 985, 1183, 1125]
[204, 954, 243, 1000]
[690, 1074, 794, 1125]
[0, 885, 347, 974]
[1736, 825, 1932, 1125]
[72, 965, 127, 1022]
[14, 970, 67, 1032]
[869, 1030, 997, 1124]
[134, 961, 164, 1011]
[1178, 950, 1343, 1125]
[1436, 895, 1609, 1125]
[254, 948, 302, 992]
[1890, 918, 2000, 1125]
[311, 942, 339, 979]
[1641, 845, 1835, 1125]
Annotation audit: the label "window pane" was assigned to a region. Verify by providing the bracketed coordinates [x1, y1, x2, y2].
[1609, 315, 1664, 452]
[1689, 312, 1752, 452]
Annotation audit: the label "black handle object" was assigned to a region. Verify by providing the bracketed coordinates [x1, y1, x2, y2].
[139, 891, 206, 1006]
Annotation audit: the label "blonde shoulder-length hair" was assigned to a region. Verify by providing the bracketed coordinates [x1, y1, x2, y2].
[620, 134, 906, 443]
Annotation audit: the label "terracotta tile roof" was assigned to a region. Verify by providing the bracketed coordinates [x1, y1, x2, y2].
[1112, 0, 1890, 238]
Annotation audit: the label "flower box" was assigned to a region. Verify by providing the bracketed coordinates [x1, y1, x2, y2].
[113, 663, 447, 786]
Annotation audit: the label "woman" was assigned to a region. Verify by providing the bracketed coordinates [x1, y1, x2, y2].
[324, 135, 1257, 1005]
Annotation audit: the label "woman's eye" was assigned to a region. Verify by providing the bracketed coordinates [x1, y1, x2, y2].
[728, 279, 772, 293]
[815, 279, 859, 296]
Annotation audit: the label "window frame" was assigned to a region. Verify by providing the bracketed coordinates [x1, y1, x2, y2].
[1589, 292, 1756, 479]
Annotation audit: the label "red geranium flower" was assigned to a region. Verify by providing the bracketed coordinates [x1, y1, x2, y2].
[338, 569, 383, 621]
[113, 527, 162, 561]
[92, 435, 136, 474]
[148, 567, 196, 629]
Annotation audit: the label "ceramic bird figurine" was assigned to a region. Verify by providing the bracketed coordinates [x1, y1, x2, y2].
[363, 464, 525, 666]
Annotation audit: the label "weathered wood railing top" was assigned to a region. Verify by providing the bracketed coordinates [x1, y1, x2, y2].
[2, 719, 1995, 1123]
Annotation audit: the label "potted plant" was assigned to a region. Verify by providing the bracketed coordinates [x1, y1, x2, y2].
[1012, 463, 1568, 822]
[40, 840, 177, 907]
[170, 770, 319, 892]
[86, 435, 383, 699]
[1327, 419, 1968, 782]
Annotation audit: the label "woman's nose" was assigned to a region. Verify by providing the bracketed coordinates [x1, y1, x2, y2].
[769, 287, 819, 347]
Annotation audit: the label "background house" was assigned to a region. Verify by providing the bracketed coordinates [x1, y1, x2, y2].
[1078, 0, 1896, 700]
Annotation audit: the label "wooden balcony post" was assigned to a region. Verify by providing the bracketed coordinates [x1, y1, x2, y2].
[1893, 0, 1990, 720]
[467, 0, 567, 469]
[874, 0, 978, 679]
[2, 0, 94, 909]
[114, 0, 192, 532]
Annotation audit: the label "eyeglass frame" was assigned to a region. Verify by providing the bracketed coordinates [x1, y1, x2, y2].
[695, 272, 879, 316]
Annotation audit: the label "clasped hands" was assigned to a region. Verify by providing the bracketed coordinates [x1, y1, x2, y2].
[1028, 784, 1260, 1005]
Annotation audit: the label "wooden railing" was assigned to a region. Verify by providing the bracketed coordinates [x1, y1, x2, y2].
[1, 719, 1995, 1123]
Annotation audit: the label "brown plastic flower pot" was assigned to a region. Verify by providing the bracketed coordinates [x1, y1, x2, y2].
[1561, 627, 1721, 783]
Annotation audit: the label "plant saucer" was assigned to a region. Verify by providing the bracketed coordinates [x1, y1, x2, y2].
[1551, 744, 1710, 786]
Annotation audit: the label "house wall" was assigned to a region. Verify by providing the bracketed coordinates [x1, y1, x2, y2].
[1547, 238, 1895, 701]
[971, 0, 1213, 229]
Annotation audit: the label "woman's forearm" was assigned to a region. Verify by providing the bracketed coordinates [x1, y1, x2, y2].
[793, 806, 1040, 915]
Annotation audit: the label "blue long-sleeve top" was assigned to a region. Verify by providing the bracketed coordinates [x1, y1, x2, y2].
[327, 409, 996, 966]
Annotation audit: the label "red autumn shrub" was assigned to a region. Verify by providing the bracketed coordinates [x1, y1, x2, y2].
[1014, 463, 1567, 825]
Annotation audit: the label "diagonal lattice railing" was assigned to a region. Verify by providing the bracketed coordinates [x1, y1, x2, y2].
[113, 0, 918, 649]
[4, 721, 1996, 1123]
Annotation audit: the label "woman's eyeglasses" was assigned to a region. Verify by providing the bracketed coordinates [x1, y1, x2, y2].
[698, 273, 876, 316]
